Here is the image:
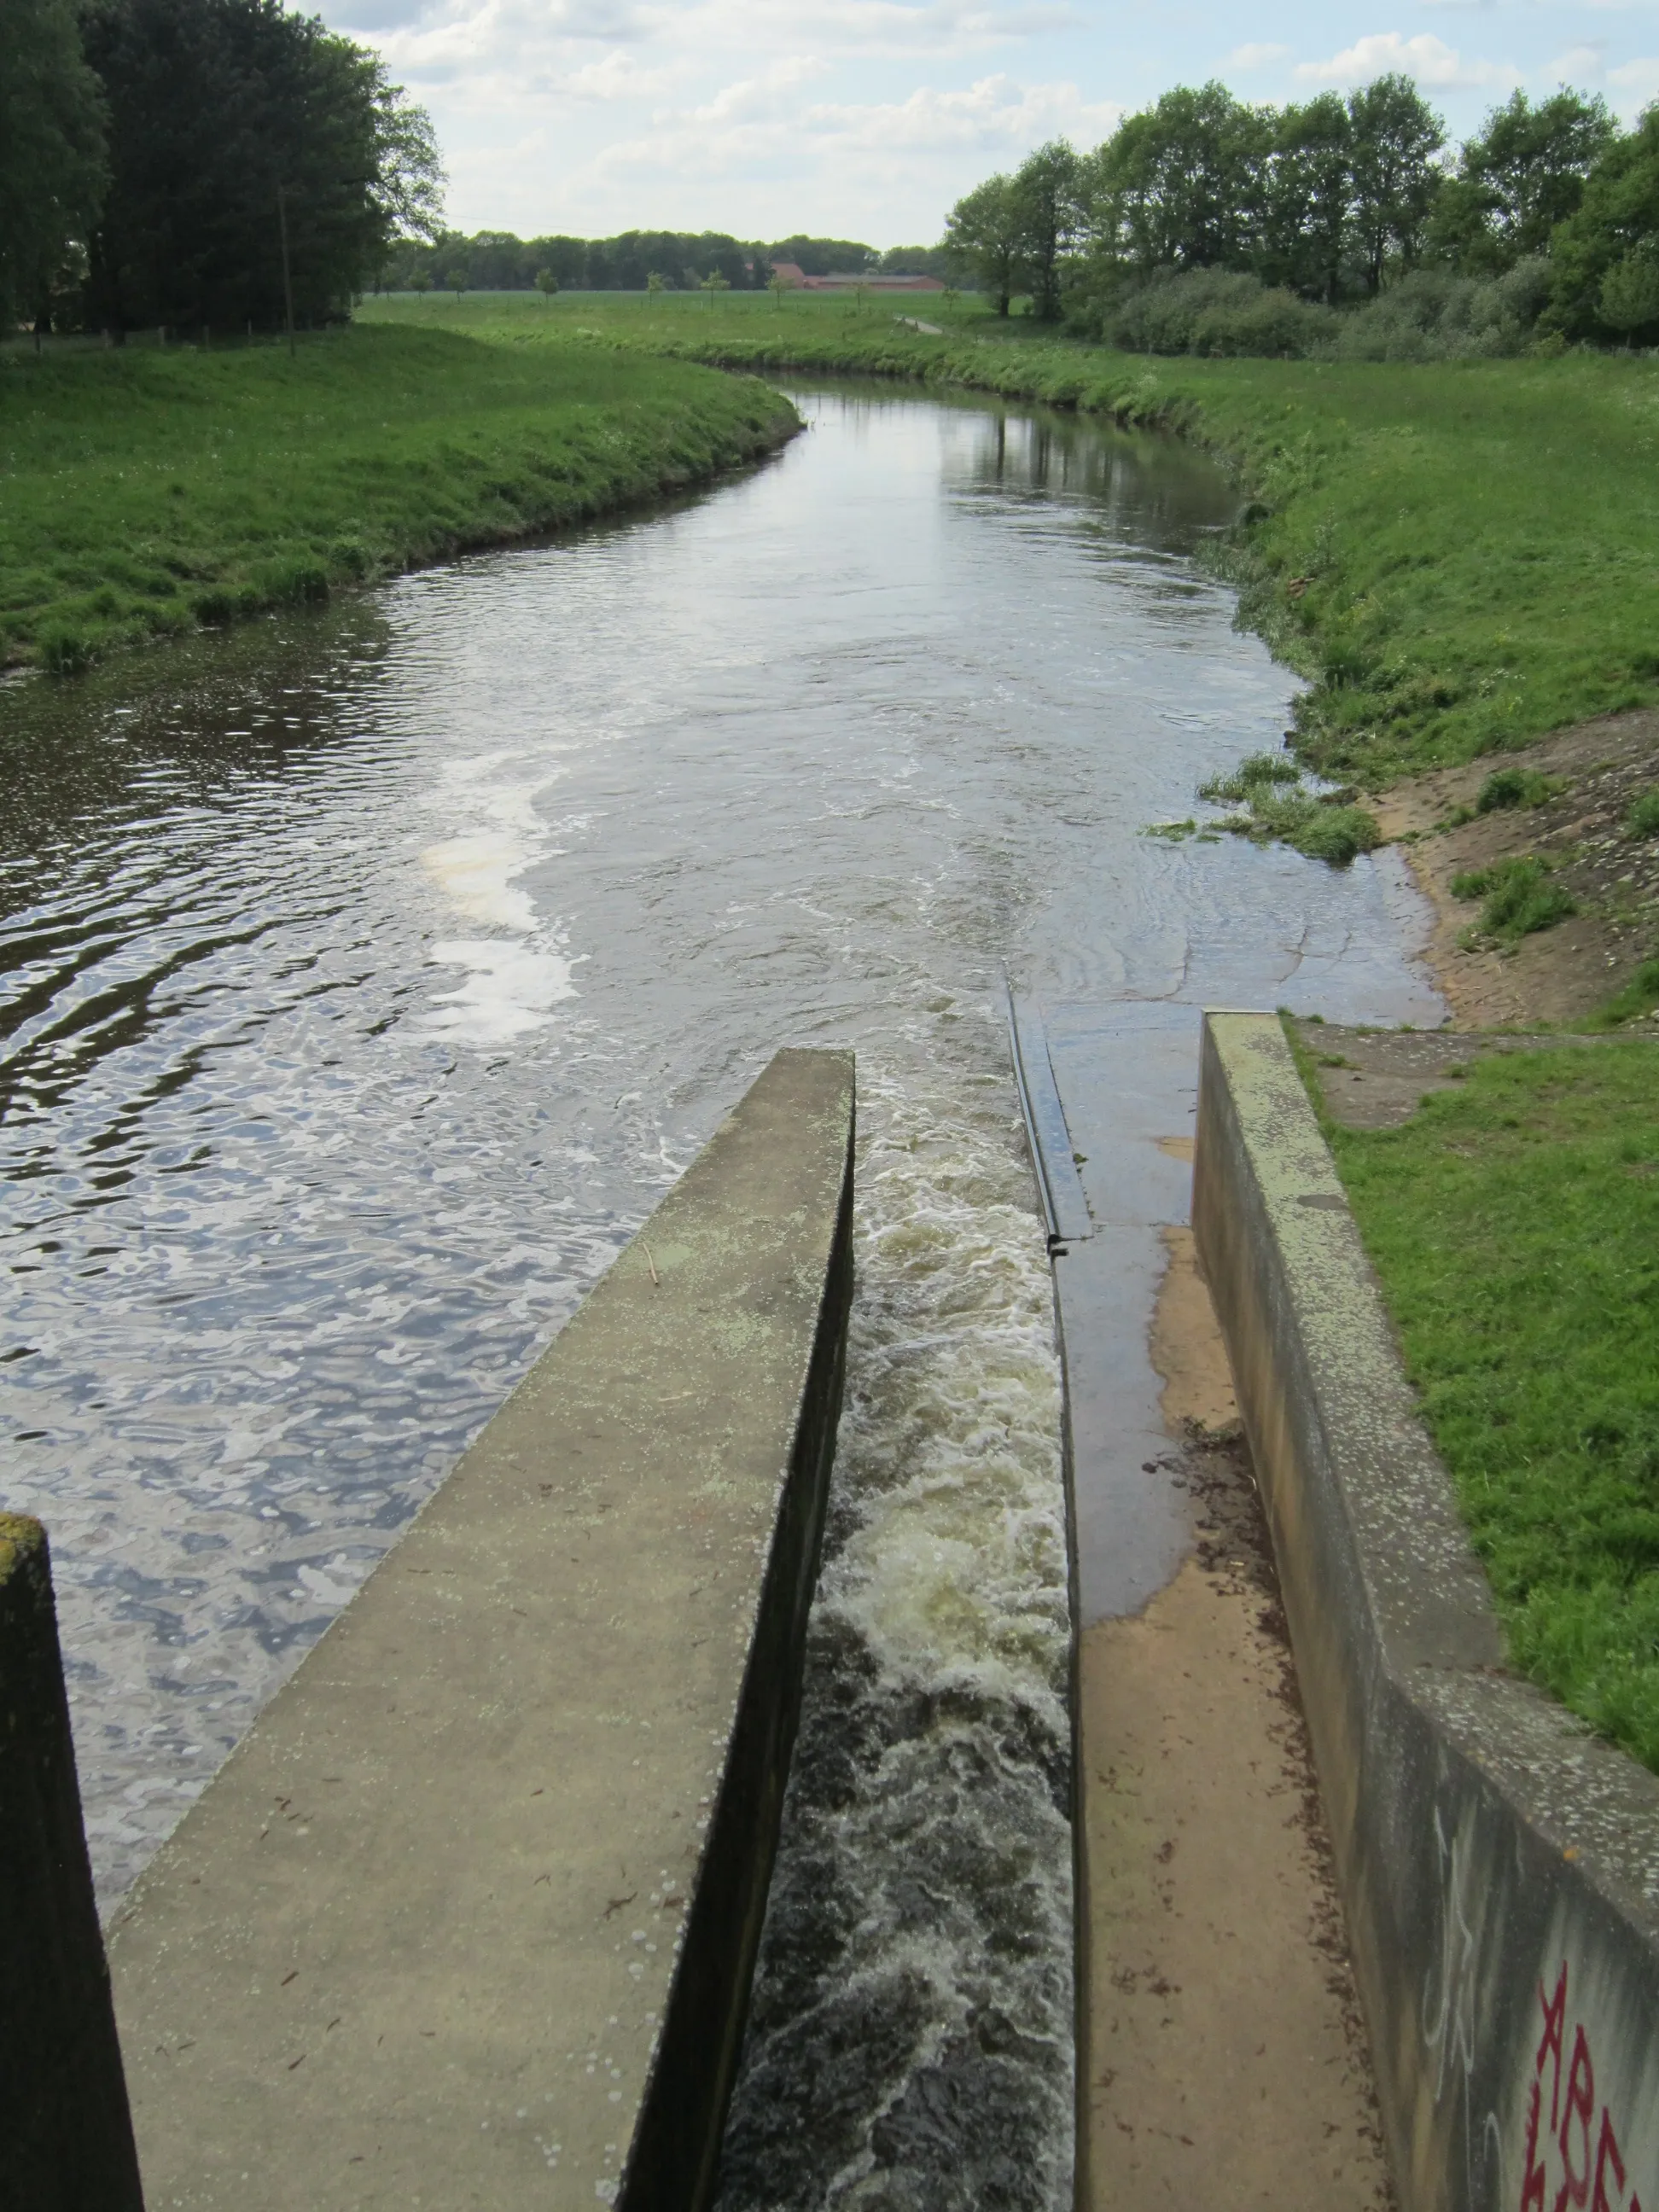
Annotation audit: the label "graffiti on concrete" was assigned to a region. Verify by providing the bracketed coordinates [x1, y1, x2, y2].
[1520, 1961, 1643, 2212]
[1423, 1806, 1504, 2206]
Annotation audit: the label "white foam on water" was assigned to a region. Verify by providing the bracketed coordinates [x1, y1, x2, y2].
[715, 1047, 1074, 2212]
[422, 939, 579, 1045]
[416, 750, 583, 1045]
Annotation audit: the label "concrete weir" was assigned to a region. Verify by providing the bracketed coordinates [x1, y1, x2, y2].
[1194, 1013, 1659, 2212]
[108, 1046, 856, 2212]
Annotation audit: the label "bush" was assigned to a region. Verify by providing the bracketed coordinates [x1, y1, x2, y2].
[1452, 853, 1575, 940]
[1075, 259, 1551, 364]
[1081, 269, 1335, 358]
[1477, 766, 1564, 812]
[1627, 789, 1659, 839]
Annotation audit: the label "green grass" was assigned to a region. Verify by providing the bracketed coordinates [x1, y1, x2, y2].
[0, 322, 795, 669]
[1450, 853, 1577, 941]
[1628, 789, 1659, 838]
[363, 290, 1659, 794]
[1308, 1039, 1659, 1771]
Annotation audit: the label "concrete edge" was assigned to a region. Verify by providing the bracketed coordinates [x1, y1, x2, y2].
[1193, 1011, 1659, 2212]
[0, 1514, 144, 2209]
[620, 1069, 857, 2212]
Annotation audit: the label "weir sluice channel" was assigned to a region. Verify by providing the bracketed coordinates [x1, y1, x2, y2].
[1, 383, 1439, 2203]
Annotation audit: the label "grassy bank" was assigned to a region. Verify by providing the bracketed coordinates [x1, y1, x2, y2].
[1295, 1032, 1659, 1772]
[364, 292, 1659, 794]
[0, 323, 796, 672]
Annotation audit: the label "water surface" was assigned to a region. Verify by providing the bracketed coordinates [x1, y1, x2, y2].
[0, 384, 1436, 2207]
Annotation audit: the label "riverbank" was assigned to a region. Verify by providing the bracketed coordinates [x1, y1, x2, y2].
[362, 294, 1659, 1023]
[0, 324, 797, 673]
[364, 294, 1659, 788]
[1290, 1021, 1659, 1777]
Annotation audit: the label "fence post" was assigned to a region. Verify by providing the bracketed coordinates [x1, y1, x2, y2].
[0, 1515, 145, 2208]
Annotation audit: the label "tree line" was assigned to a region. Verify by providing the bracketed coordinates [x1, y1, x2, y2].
[2, 0, 443, 337]
[946, 77, 1659, 345]
[378, 231, 951, 295]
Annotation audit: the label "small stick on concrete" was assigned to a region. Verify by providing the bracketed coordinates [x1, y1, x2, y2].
[643, 1243, 660, 1287]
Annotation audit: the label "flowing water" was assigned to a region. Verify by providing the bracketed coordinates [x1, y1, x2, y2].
[0, 383, 1437, 2207]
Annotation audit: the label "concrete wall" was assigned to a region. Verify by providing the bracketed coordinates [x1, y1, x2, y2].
[0, 1513, 144, 2209]
[108, 1046, 855, 2212]
[1194, 1013, 1659, 2212]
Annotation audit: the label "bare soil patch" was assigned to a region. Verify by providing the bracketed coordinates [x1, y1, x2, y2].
[1375, 710, 1659, 1029]
[1080, 1227, 1391, 2209]
[1288, 1021, 1629, 1132]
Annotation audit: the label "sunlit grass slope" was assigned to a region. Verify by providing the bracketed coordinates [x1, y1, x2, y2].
[1309, 1039, 1659, 1773]
[364, 289, 1659, 790]
[0, 322, 795, 671]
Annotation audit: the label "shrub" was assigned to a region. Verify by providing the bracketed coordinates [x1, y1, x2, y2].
[1627, 789, 1659, 839]
[1477, 766, 1564, 812]
[1074, 259, 1551, 363]
[1083, 269, 1334, 358]
[1452, 853, 1575, 940]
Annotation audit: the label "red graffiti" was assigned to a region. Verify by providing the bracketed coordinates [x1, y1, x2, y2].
[1520, 1963, 1642, 2212]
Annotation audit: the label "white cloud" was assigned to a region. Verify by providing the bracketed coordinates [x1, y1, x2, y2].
[1545, 44, 1608, 83]
[1295, 31, 1522, 90]
[1606, 54, 1659, 110]
[1227, 42, 1291, 69]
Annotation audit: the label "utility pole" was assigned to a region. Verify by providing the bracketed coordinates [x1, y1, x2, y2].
[276, 183, 296, 356]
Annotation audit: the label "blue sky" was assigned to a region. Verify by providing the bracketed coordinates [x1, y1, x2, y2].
[319, 0, 1659, 246]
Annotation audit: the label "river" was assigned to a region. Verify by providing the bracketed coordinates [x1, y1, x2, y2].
[0, 381, 1437, 2208]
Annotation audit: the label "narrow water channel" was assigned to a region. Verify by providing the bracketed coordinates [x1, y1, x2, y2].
[0, 382, 1435, 2206]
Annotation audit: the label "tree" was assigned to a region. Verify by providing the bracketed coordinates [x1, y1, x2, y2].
[1263, 95, 1351, 302]
[1599, 249, 1659, 341]
[0, 0, 108, 327]
[445, 265, 467, 295]
[1082, 83, 1272, 279]
[1346, 73, 1444, 292]
[1547, 109, 1659, 339]
[1010, 139, 1082, 319]
[944, 173, 1024, 313]
[1429, 90, 1615, 273]
[534, 266, 557, 299]
[80, 0, 443, 335]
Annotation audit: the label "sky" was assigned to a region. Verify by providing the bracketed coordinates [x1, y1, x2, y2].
[317, 0, 1659, 247]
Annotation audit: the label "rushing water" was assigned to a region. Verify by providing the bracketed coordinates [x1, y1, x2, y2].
[0, 383, 1435, 2205]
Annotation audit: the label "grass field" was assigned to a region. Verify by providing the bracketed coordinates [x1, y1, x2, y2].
[0, 321, 795, 671]
[1295, 1032, 1659, 1773]
[363, 290, 1659, 794]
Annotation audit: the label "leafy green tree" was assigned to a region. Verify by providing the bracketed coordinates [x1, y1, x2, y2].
[80, 0, 442, 335]
[944, 173, 1025, 313]
[1548, 109, 1659, 339]
[1263, 95, 1351, 302]
[1429, 90, 1615, 272]
[1081, 82, 1272, 286]
[0, 0, 108, 327]
[1346, 73, 1444, 292]
[764, 235, 875, 276]
[1010, 139, 1083, 319]
[445, 265, 467, 295]
[534, 266, 556, 299]
[1599, 249, 1659, 340]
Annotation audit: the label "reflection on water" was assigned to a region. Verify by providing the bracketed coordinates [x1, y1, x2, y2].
[0, 386, 1435, 2201]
